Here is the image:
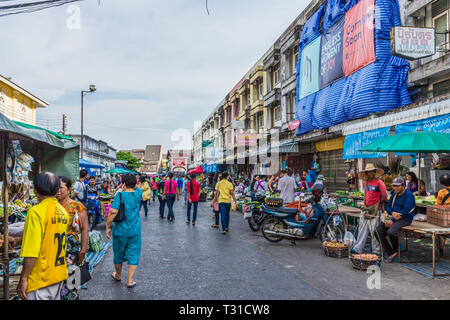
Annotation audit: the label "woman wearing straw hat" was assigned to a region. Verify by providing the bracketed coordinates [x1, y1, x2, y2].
[352, 164, 387, 255]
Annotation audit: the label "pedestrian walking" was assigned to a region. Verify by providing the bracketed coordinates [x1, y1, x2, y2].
[182, 176, 189, 206]
[106, 173, 142, 289]
[57, 176, 89, 300]
[186, 174, 201, 226]
[151, 177, 158, 202]
[73, 169, 89, 205]
[157, 175, 167, 219]
[139, 175, 151, 218]
[211, 173, 222, 229]
[18, 172, 70, 300]
[212, 172, 237, 235]
[163, 172, 179, 222]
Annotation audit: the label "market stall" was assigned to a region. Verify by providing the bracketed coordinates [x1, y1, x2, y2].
[0, 113, 79, 299]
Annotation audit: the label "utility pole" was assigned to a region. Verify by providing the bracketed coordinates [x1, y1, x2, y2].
[62, 114, 67, 135]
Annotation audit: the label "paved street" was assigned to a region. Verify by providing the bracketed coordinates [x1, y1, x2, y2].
[82, 201, 450, 300]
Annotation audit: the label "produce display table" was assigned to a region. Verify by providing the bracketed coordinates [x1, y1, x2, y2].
[330, 193, 364, 207]
[338, 205, 362, 230]
[398, 221, 450, 278]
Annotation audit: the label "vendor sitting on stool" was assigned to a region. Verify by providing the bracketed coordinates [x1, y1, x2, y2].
[376, 177, 416, 263]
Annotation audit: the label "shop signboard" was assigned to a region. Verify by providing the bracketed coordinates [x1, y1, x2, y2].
[288, 120, 301, 131]
[390, 27, 435, 60]
[171, 157, 187, 173]
[231, 120, 245, 130]
[395, 113, 450, 134]
[299, 37, 321, 99]
[238, 133, 257, 147]
[343, 127, 390, 159]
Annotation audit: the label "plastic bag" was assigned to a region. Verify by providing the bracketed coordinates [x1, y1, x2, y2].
[88, 231, 103, 252]
[243, 208, 252, 219]
[352, 222, 369, 254]
[414, 214, 427, 222]
[344, 231, 356, 247]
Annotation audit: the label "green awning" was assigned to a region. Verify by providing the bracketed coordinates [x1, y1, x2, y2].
[13, 121, 74, 141]
[0, 113, 80, 180]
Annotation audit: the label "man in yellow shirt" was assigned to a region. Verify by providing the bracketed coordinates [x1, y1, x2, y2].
[18, 172, 70, 300]
[212, 172, 237, 235]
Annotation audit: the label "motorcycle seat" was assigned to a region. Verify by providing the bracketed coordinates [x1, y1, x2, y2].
[265, 206, 298, 215]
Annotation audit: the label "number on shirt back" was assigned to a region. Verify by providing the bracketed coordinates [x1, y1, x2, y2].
[54, 232, 67, 267]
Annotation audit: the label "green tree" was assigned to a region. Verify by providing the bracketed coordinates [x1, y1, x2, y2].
[116, 151, 142, 171]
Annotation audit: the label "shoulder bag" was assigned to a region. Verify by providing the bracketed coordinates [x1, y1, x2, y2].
[113, 192, 126, 223]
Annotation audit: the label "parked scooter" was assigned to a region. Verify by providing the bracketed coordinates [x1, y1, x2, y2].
[260, 184, 345, 245]
[86, 193, 101, 231]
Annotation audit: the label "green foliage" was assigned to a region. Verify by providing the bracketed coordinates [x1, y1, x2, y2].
[116, 151, 142, 171]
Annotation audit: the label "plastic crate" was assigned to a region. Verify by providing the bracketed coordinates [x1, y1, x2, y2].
[427, 205, 450, 227]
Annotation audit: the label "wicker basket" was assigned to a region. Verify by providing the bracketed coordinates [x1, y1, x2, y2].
[350, 254, 382, 271]
[323, 242, 349, 258]
[266, 198, 283, 207]
[427, 205, 450, 227]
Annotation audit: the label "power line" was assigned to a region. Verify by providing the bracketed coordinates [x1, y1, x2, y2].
[0, 0, 86, 17]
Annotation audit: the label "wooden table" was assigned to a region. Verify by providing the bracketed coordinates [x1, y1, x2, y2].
[397, 221, 450, 278]
[338, 205, 362, 230]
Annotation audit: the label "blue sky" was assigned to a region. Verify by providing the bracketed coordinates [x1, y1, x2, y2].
[0, 0, 309, 152]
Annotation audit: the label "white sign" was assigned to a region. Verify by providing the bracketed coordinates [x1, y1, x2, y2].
[231, 120, 245, 130]
[391, 27, 435, 60]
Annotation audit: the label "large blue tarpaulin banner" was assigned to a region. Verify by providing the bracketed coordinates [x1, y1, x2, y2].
[343, 127, 390, 159]
[296, 0, 411, 135]
[395, 113, 450, 134]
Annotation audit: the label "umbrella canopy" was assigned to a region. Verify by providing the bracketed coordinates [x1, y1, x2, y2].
[188, 166, 205, 174]
[359, 131, 450, 153]
[79, 158, 105, 169]
[105, 168, 130, 174]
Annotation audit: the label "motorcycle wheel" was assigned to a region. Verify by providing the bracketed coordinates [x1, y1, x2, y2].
[248, 211, 262, 232]
[261, 217, 284, 243]
[318, 222, 345, 243]
[88, 213, 96, 231]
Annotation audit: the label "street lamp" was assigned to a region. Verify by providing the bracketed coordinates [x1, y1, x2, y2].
[81, 84, 96, 159]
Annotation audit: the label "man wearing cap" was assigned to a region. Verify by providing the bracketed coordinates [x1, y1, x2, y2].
[376, 177, 416, 262]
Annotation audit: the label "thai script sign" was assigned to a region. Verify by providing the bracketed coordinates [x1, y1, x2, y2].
[343, 127, 390, 159]
[237, 133, 257, 147]
[390, 27, 435, 60]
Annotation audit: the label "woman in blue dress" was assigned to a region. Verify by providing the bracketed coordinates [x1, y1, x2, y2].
[106, 173, 142, 288]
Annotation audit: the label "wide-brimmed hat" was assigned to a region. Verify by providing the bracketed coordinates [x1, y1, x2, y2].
[358, 163, 384, 180]
[316, 174, 326, 181]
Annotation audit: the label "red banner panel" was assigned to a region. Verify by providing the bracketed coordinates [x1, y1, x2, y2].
[343, 0, 375, 77]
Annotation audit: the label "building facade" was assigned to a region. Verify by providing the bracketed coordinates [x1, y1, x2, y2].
[121, 145, 163, 174]
[194, 0, 450, 193]
[0, 74, 49, 125]
[69, 134, 117, 171]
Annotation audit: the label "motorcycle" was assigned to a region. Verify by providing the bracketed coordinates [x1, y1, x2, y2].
[260, 187, 345, 245]
[245, 196, 267, 232]
[86, 193, 101, 231]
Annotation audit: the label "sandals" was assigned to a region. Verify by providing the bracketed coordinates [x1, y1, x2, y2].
[111, 272, 121, 282]
[127, 281, 137, 288]
[221, 231, 227, 235]
[384, 255, 398, 263]
[211, 224, 219, 229]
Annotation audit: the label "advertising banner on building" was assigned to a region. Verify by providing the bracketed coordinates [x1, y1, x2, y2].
[298, 0, 375, 98]
[395, 113, 450, 134]
[299, 37, 321, 100]
[343, 0, 375, 76]
[171, 158, 187, 173]
[320, 18, 345, 89]
[343, 127, 390, 159]
[237, 133, 257, 147]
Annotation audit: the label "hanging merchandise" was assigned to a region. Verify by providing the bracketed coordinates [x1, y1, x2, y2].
[5, 140, 35, 202]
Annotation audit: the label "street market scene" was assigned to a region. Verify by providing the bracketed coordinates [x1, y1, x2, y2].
[0, 0, 450, 305]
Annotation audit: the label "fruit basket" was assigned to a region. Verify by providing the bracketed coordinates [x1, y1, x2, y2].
[322, 240, 349, 258]
[350, 253, 382, 271]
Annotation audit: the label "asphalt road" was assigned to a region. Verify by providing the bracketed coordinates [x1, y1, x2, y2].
[81, 200, 449, 300]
